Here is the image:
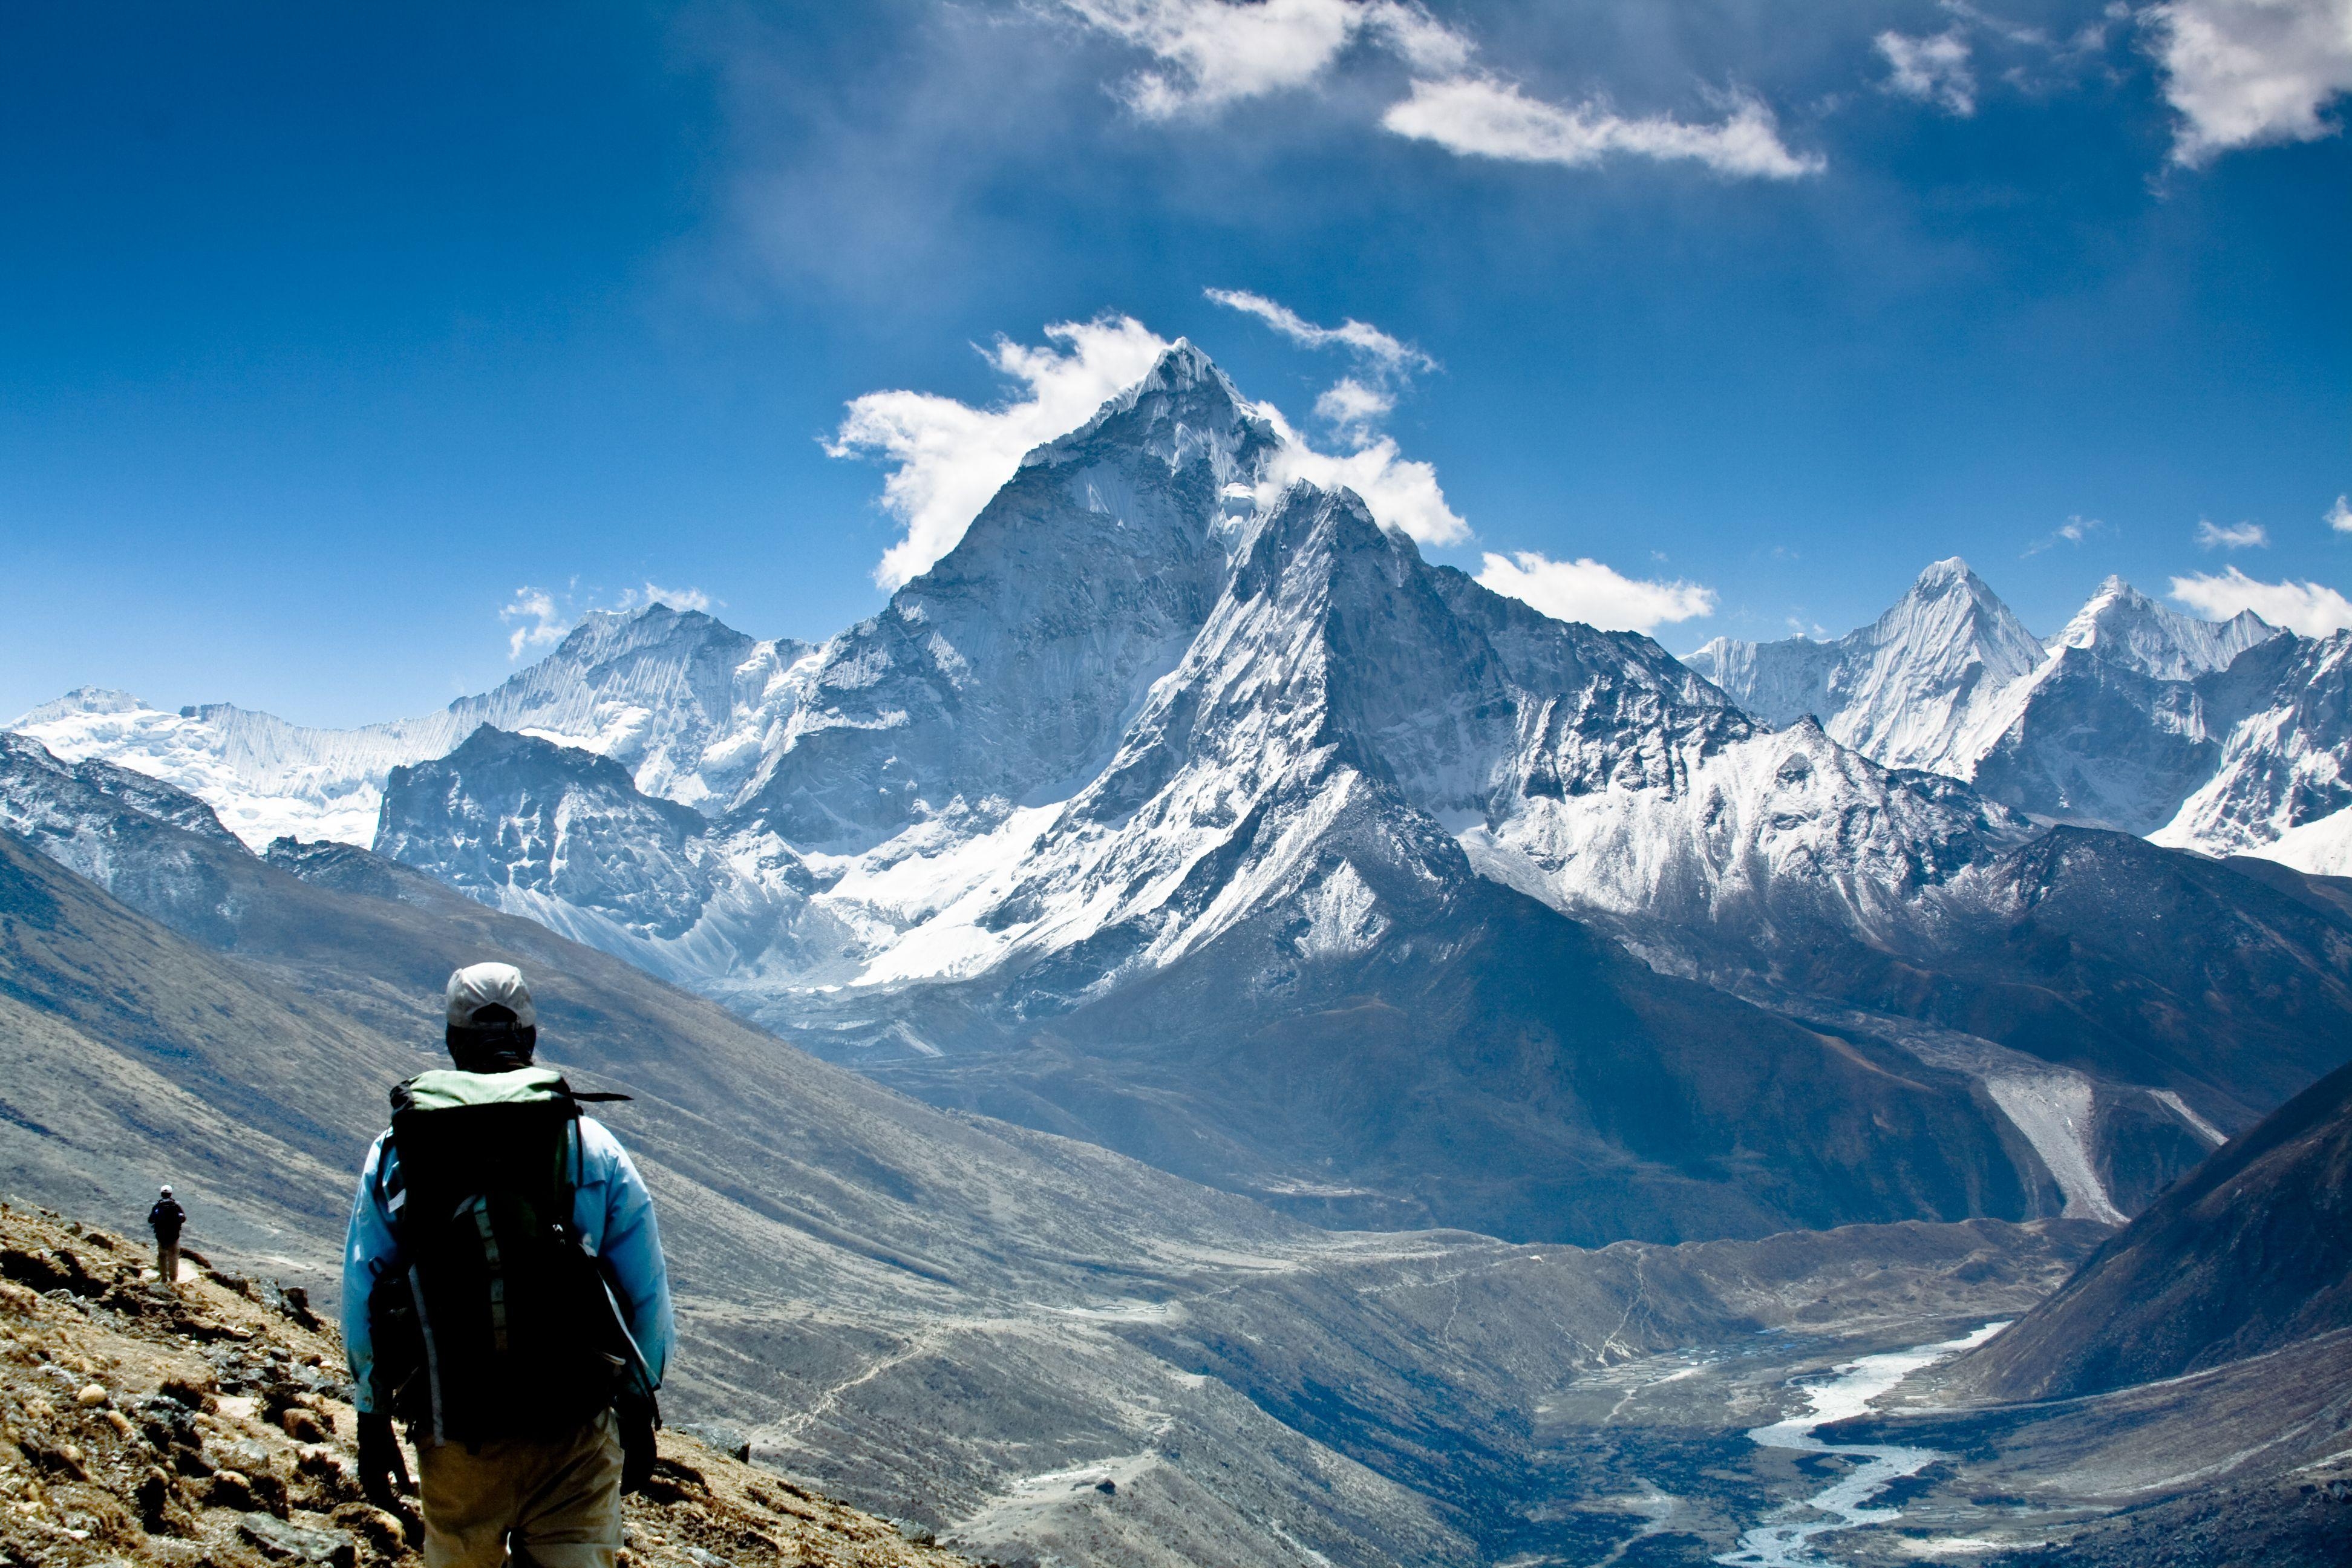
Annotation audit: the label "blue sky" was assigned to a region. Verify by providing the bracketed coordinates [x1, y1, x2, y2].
[2, 1, 2346, 725]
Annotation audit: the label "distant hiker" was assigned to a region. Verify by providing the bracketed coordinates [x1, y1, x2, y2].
[147, 1185, 185, 1286]
[341, 962, 674, 1568]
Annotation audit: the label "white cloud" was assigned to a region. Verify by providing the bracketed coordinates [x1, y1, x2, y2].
[2195, 518, 2270, 549]
[829, 316, 1175, 589]
[2171, 566, 2352, 635]
[1382, 75, 1825, 178]
[2151, 0, 2352, 166]
[2024, 514, 2105, 555]
[1313, 377, 1396, 443]
[2328, 494, 2352, 533]
[1056, 0, 1470, 117]
[1204, 288, 1435, 374]
[501, 587, 569, 660]
[1474, 550, 1718, 633]
[1206, 287, 1432, 448]
[1055, 0, 1817, 181]
[616, 582, 716, 613]
[1877, 29, 1978, 114]
[1256, 404, 1466, 546]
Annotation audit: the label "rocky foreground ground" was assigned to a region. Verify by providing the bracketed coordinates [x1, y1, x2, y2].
[0, 1200, 974, 1568]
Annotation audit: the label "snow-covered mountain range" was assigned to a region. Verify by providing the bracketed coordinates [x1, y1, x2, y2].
[11, 342, 2351, 1244]
[1692, 561, 2352, 867]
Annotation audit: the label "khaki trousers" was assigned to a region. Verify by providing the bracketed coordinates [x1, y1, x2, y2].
[417, 1411, 622, 1568]
[155, 1238, 180, 1286]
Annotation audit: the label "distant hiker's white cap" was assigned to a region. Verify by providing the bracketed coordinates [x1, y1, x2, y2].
[445, 962, 536, 1030]
[159, 1185, 172, 1197]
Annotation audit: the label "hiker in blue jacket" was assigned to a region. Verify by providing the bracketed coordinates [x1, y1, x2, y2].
[341, 962, 675, 1568]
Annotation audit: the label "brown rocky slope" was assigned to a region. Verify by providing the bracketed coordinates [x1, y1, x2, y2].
[0, 1200, 973, 1568]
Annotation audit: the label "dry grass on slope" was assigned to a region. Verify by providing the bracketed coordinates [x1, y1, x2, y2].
[0, 1200, 975, 1568]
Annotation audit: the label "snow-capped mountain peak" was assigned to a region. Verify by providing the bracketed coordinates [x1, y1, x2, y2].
[2045, 574, 2279, 681]
[1025, 338, 1269, 480]
[1684, 556, 2043, 774]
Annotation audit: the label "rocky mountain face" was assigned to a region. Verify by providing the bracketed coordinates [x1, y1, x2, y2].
[10, 346, 2350, 1253]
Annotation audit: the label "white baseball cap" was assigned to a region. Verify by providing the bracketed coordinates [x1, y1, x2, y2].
[445, 962, 536, 1030]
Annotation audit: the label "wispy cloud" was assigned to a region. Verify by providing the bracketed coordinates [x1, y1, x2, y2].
[2025, 514, 2104, 555]
[1313, 377, 1395, 433]
[1475, 551, 1717, 633]
[829, 316, 1174, 589]
[502, 587, 568, 660]
[1053, 0, 1821, 180]
[1206, 287, 1434, 447]
[1877, 30, 1977, 115]
[1382, 76, 1823, 178]
[2171, 566, 2352, 635]
[2195, 518, 2269, 549]
[1056, 0, 1469, 119]
[1203, 288, 1435, 376]
[621, 583, 716, 613]
[2327, 494, 2352, 534]
[2152, 0, 2352, 166]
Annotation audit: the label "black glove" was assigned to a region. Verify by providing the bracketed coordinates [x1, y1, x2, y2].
[618, 1393, 659, 1495]
[356, 1412, 411, 1511]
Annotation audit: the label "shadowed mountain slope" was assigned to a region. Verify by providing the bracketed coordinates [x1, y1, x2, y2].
[1950, 1054, 2352, 1403]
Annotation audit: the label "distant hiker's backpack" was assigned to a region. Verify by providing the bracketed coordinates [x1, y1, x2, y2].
[367, 1067, 644, 1444]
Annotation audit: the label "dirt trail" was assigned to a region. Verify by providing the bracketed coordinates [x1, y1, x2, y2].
[0, 1199, 976, 1568]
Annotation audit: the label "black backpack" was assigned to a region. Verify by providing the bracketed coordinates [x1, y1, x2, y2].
[367, 1067, 645, 1445]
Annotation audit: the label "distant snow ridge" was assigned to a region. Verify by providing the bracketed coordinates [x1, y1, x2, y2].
[2042, 575, 2278, 682]
[10, 606, 816, 850]
[1687, 560, 2352, 860]
[1687, 557, 2046, 774]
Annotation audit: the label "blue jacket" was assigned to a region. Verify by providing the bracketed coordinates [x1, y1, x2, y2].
[340, 1114, 674, 1415]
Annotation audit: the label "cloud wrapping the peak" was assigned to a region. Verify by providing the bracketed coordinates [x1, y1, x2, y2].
[2152, 0, 2352, 166]
[1474, 550, 1717, 633]
[1255, 403, 1466, 546]
[832, 315, 1468, 579]
[1877, 29, 1977, 114]
[2171, 566, 2352, 635]
[830, 316, 1174, 589]
[1381, 75, 1824, 178]
[2195, 518, 2270, 549]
